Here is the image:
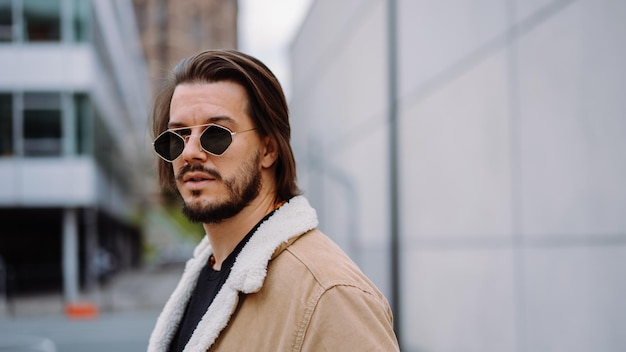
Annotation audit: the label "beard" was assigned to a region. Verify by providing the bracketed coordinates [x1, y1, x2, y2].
[178, 152, 262, 224]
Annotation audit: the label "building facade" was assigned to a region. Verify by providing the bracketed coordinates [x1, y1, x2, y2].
[132, 0, 238, 89]
[0, 0, 150, 304]
[290, 0, 626, 351]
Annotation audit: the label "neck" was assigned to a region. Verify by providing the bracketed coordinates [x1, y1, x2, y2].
[202, 191, 280, 270]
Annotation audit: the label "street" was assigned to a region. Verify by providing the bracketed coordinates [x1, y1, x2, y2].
[0, 310, 159, 352]
[0, 264, 183, 351]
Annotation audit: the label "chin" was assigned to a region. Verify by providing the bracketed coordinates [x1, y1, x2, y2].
[184, 192, 216, 207]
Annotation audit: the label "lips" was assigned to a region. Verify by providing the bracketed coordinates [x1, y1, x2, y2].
[182, 172, 215, 183]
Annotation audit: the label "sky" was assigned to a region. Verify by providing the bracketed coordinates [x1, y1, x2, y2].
[238, 0, 313, 99]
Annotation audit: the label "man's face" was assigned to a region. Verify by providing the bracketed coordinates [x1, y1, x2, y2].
[168, 81, 262, 224]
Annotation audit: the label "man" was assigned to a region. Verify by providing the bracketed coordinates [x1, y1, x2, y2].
[147, 50, 399, 351]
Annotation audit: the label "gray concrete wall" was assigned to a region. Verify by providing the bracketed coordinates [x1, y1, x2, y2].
[290, 0, 626, 351]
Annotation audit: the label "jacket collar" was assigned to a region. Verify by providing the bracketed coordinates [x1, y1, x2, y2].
[148, 196, 318, 352]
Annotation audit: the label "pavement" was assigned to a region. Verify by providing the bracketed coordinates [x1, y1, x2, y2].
[0, 264, 184, 352]
[0, 310, 160, 352]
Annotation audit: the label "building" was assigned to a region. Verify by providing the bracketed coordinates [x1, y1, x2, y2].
[0, 0, 150, 305]
[290, 0, 626, 351]
[132, 0, 238, 89]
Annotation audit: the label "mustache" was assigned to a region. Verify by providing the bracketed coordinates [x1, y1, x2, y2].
[175, 163, 223, 182]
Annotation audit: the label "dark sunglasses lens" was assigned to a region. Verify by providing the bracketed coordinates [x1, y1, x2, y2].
[200, 125, 232, 155]
[154, 131, 184, 161]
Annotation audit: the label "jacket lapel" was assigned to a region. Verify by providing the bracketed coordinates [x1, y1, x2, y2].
[146, 236, 212, 352]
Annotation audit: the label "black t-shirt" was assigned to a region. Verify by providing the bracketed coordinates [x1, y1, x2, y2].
[168, 211, 275, 352]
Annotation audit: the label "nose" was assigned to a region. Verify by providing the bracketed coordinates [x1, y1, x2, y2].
[180, 133, 207, 163]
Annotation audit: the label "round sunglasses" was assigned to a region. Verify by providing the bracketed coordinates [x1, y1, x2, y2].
[153, 123, 256, 162]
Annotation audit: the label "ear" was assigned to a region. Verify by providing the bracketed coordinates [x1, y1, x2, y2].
[260, 136, 278, 169]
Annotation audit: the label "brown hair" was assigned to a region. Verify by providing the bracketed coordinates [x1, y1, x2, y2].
[151, 49, 300, 201]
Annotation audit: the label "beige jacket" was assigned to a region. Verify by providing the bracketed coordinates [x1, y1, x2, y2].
[147, 196, 399, 352]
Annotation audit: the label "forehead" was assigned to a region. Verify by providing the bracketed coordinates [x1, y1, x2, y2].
[169, 81, 250, 127]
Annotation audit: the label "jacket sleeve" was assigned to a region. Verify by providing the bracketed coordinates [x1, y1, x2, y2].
[299, 284, 400, 352]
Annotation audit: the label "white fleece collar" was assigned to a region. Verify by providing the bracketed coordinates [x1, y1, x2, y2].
[147, 196, 318, 352]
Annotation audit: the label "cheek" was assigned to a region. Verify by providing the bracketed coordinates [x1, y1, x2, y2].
[171, 161, 183, 180]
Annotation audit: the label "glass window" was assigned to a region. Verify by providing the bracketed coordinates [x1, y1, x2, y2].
[92, 109, 131, 193]
[0, 0, 12, 42]
[72, 0, 90, 42]
[23, 0, 61, 42]
[23, 92, 62, 156]
[74, 93, 92, 155]
[0, 94, 13, 156]
[94, 108, 114, 162]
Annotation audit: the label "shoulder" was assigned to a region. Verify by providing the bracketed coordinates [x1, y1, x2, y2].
[272, 230, 399, 351]
[276, 229, 385, 300]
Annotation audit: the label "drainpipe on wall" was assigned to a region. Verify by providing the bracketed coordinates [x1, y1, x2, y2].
[386, 0, 402, 347]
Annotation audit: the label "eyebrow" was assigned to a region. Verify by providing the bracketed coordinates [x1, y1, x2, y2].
[167, 116, 234, 129]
